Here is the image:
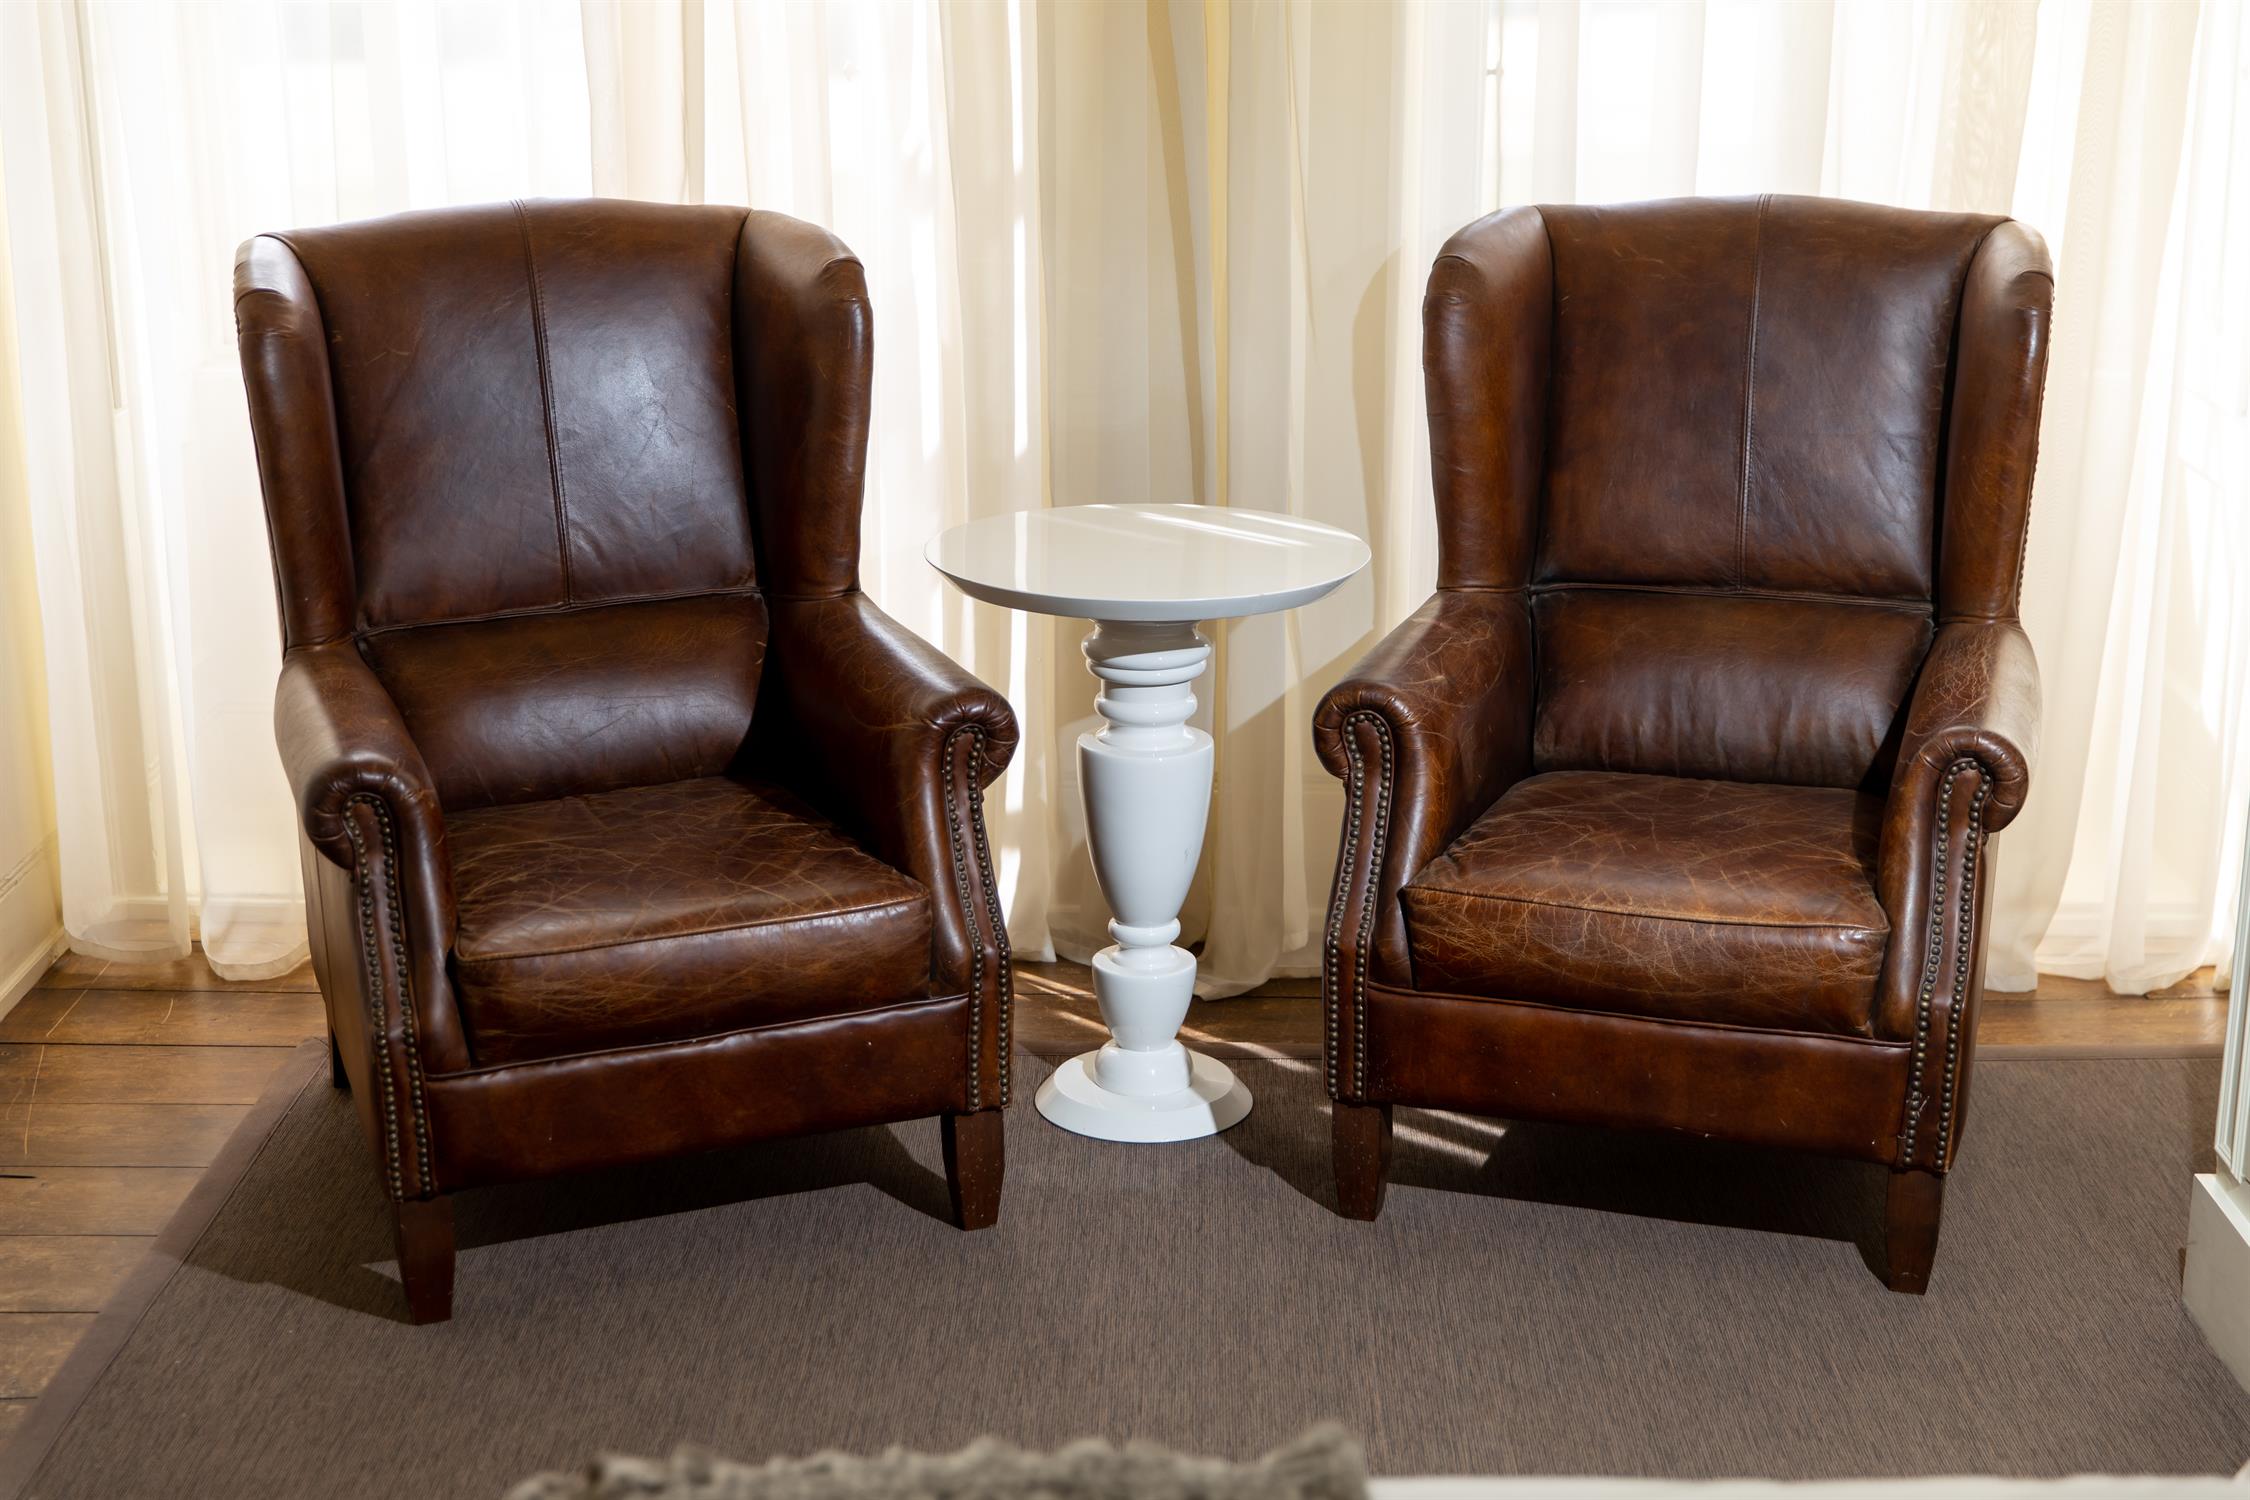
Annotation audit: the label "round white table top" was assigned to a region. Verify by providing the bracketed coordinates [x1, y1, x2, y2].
[925, 504, 1370, 622]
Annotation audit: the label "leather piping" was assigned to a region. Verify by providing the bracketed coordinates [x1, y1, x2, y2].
[455, 893, 927, 964]
[354, 585, 762, 640]
[428, 992, 972, 1079]
[1526, 580, 1932, 613]
[1361, 978, 1913, 1048]
[1401, 883, 1889, 936]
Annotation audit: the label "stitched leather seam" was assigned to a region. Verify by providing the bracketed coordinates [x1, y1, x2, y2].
[1526, 581, 1933, 614]
[355, 586, 763, 640]
[427, 993, 975, 1079]
[1736, 193, 1769, 588]
[343, 794, 435, 1198]
[1361, 979, 1904, 1048]
[1401, 885, 1889, 938]
[514, 200, 573, 603]
[454, 893, 930, 964]
[941, 727, 986, 1111]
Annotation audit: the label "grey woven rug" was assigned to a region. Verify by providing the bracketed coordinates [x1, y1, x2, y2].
[9, 1048, 2248, 1497]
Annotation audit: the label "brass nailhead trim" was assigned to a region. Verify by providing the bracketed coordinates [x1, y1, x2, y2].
[342, 811, 402, 1199]
[962, 728, 1014, 1108]
[1322, 711, 1394, 1100]
[342, 795, 434, 1199]
[942, 727, 1012, 1111]
[1901, 758, 1991, 1171]
[1939, 779, 1992, 1170]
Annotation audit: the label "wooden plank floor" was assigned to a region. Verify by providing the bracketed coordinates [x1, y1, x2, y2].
[0, 953, 321, 1444]
[0, 948, 2226, 1444]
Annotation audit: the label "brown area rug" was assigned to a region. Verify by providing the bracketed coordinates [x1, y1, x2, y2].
[7, 1045, 2246, 1497]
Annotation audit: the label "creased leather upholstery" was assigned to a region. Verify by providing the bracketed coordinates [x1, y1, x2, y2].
[447, 777, 933, 1067]
[1404, 771, 1888, 1036]
[238, 199, 1016, 1223]
[1319, 196, 2051, 1230]
[1531, 590, 1931, 788]
[362, 594, 768, 811]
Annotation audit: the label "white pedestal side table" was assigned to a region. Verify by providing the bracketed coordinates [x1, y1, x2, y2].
[927, 504, 1369, 1143]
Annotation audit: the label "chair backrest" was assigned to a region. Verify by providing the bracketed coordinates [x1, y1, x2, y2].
[1429, 194, 2050, 791]
[237, 199, 785, 810]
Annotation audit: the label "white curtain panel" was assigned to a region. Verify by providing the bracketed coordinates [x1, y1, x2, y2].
[0, 0, 2241, 995]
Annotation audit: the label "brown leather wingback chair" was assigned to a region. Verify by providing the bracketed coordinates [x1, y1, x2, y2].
[1315, 196, 2049, 1292]
[234, 200, 1017, 1323]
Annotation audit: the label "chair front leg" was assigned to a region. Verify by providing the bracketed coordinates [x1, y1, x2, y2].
[392, 1196, 456, 1324]
[1333, 1101, 1393, 1221]
[942, 1111, 1005, 1230]
[1884, 1169, 1945, 1295]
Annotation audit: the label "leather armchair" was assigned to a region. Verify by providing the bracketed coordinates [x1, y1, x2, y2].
[236, 200, 1017, 1323]
[1316, 196, 2050, 1292]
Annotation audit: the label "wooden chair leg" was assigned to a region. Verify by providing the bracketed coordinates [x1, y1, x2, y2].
[1883, 1169, 1945, 1295]
[392, 1196, 456, 1324]
[328, 1030, 349, 1090]
[943, 1111, 1004, 1231]
[1333, 1101, 1393, 1221]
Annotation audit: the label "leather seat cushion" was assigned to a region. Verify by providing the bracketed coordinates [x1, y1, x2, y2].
[447, 776, 933, 1066]
[1401, 770, 1889, 1036]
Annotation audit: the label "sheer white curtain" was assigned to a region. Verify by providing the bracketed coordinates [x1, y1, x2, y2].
[1, 0, 2241, 995]
[1064, 0, 2247, 994]
[0, 0, 1061, 980]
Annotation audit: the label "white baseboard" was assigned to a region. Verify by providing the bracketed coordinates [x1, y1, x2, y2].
[0, 924, 66, 1022]
[2185, 1174, 2250, 1396]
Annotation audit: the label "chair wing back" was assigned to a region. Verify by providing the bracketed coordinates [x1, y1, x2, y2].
[1431, 195, 2048, 791]
[237, 199, 797, 811]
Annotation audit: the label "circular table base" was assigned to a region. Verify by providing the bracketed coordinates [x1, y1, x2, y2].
[1034, 1049, 1252, 1143]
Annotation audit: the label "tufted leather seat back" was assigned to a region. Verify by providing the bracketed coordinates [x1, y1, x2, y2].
[239, 199, 781, 810]
[1442, 195, 2024, 792]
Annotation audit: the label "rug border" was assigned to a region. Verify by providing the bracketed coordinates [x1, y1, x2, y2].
[0, 1037, 328, 1500]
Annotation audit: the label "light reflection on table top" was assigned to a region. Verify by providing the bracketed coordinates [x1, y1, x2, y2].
[926, 504, 1369, 622]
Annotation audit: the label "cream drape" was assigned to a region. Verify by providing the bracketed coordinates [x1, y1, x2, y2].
[1047, 0, 2250, 995]
[1, 0, 2241, 996]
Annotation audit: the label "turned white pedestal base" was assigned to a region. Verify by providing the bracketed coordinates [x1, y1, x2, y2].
[1036, 1049, 1251, 1142]
[927, 504, 1369, 1145]
[1033, 619, 1252, 1143]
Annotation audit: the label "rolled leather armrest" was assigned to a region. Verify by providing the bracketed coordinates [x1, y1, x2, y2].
[759, 592, 1018, 1012]
[1313, 589, 1536, 993]
[1872, 621, 2040, 1055]
[276, 641, 466, 1139]
[1884, 620, 2040, 835]
[275, 642, 454, 899]
[762, 592, 1017, 818]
